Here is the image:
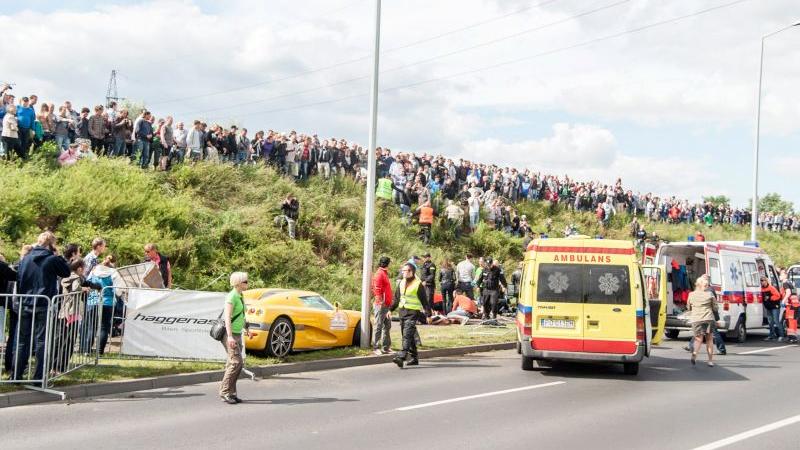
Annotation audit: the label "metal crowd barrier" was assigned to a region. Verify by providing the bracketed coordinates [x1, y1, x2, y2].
[47, 291, 101, 387]
[0, 293, 57, 395]
[1, 291, 103, 398]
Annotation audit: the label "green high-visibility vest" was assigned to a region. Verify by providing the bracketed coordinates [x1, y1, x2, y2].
[398, 278, 423, 311]
[376, 178, 393, 201]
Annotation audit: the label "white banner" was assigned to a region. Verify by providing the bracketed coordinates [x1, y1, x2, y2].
[121, 289, 228, 361]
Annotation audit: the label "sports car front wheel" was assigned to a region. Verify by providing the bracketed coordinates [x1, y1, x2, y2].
[266, 317, 295, 358]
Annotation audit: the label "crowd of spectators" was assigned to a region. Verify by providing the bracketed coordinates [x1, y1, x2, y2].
[2, 83, 798, 240]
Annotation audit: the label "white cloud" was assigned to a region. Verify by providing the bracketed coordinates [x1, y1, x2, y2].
[461, 123, 616, 170]
[459, 123, 718, 202]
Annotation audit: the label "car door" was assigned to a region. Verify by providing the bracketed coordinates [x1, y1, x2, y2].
[642, 265, 667, 345]
[533, 263, 584, 352]
[297, 295, 340, 347]
[583, 264, 637, 354]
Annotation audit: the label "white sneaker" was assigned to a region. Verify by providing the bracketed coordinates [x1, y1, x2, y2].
[373, 349, 383, 356]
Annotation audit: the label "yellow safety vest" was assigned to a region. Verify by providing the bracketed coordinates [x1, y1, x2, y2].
[399, 278, 423, 311]
[376, 178, 393, 201]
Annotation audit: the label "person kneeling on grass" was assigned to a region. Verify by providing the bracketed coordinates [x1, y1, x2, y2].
[446, 289, 477, 325]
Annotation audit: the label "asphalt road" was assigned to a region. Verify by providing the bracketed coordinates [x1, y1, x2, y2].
[2, 331, 799, 450]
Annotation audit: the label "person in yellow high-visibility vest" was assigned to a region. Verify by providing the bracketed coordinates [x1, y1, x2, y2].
[391, 263, 431, 368]
[376, 175, 394, 201]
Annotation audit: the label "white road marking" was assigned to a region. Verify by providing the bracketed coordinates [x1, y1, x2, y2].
[692, 413, 800, 450]
[391, 381, 565, 412]
[737, 344, 796, 355]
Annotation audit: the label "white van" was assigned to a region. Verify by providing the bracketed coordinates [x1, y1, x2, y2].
[642, 241, 778, 342]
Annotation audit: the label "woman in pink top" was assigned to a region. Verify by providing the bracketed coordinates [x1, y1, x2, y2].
[58, 143, 80, 166]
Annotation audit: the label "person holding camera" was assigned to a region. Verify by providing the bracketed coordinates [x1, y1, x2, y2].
[281, 194, 300, 239]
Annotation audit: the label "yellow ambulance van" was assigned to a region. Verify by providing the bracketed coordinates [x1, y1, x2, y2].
[517, 236, 666, 375]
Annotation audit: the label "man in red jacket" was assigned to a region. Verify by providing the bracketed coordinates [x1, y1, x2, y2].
[372, 256, 393, 355]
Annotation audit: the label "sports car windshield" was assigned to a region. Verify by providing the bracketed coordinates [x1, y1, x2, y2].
[300, 295, 334, 310]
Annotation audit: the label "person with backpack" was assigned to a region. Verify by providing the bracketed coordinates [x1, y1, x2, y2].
[219, 272, 252, 404]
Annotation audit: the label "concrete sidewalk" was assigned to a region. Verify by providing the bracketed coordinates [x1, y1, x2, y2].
[0, 342, 515, 408]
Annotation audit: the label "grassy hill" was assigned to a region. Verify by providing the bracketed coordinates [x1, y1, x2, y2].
[2, 145, 798, 310]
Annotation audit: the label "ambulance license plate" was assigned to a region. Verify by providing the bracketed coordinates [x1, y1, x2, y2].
[541, 319, 575, 329]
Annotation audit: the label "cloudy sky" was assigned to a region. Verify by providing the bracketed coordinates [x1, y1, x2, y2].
[2, 0, 798, 206]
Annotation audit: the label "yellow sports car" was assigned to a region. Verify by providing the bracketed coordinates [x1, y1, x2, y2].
[243, 288, 362, 357]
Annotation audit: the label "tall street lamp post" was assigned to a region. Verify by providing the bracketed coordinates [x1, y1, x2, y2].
[360, 0, 382, 347]
[751, 22, 799, 241]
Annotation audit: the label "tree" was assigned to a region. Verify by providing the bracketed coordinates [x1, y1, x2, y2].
[753, 193, 794, 215]
[118, 99, 146, 119]
[702, 195, 730, 207]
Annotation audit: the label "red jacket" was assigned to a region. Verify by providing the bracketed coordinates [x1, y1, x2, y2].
[372, 267, 393, 307]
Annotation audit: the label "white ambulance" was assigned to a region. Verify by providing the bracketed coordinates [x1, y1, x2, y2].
[642, 241, 778, 342]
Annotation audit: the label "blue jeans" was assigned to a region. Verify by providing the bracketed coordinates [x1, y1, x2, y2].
[13, 307, 48, 380]
[137, 139, 151, 168]
[236, 150, 247, 165]
[113, 136, 126, 157]
[81, 305, 113, 355]
[399, 204, 411, 225]
[766, 308, 784, 339]
[713, 329, 726, 352]
[55, 135, 70, 152]
[299, 160, 309, 180]
[469, 211, 480, 229]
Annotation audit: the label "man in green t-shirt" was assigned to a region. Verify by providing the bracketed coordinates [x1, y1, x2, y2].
[220, 272, 251, 404]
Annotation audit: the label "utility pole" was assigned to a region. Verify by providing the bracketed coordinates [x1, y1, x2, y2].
[750, 22, 799, 242]
[105, 70, 123, 107]
[359, 0, 382, 348]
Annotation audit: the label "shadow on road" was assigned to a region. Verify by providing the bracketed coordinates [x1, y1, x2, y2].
[535, 355, 754, 382]
[241, 397, 358, 405]
[264, 376, 320, 381]
[405, 362, 501, 370]
[79, 389, 205, 404]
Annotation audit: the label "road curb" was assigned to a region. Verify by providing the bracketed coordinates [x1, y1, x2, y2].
[0, 342, 515, 408]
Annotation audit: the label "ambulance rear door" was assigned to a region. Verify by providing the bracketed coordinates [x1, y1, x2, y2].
[642, 265, 667, 345]
[582, 264, 638, 354]
[533, 263, 584, 352]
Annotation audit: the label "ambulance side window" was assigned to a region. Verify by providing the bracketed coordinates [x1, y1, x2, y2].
[708, 258, 722, 286]
[742, 262, 759, 287]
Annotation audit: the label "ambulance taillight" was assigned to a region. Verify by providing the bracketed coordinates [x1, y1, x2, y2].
[524, 309, 532, 337]
[636, 316, 645, 343]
